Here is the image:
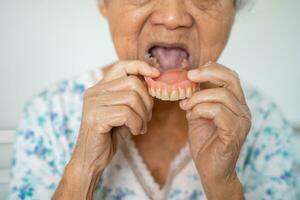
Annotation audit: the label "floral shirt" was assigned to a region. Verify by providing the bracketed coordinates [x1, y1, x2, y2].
[9, 68, 298, 200]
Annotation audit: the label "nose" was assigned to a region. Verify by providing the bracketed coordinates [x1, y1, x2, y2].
[150, 0, 193, 30]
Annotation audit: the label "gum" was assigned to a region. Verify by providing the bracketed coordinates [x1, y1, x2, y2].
[144, 70, 196, 93]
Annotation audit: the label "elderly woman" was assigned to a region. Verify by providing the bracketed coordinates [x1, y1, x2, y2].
[10, 0, 297, 199]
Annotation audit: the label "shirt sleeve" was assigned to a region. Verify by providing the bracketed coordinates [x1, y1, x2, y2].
[240, 102, 298, 200]
[9, 98, 62, 200]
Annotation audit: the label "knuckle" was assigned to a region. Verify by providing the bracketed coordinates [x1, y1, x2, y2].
[83, 88, 93, 98]
[224, 138, 236, 150]
[128, 90, 140, 106]
[231, 70, 239, 78]
[232, 76, 241, 86]
[219, 88, 230, 100]
[128, 90, 139, 100]
[83, 97, 94, 110]
[199, 66, 209, 74]
[241, 103, 252, 119]
[131, 60, 144, 66]
[215, 104, 224, 114]
[114, 60, 127, 69]
[248, 109, 252, 120]
[194, 104, 202, 114]
[127, 75, 141, 88]
[210, 63, 220, 72]
[120, 105, 133, 116]
[192, 91, 201, 100]
[245, 117, 252, 132]
[95, 124, 111, 134]
[230, 72, 241, 85]
[217, 136, 236, 156]
[210, 63, 219, 69]
[83, 109, 98, 126]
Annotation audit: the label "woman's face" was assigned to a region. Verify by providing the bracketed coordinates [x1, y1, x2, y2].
[101, 0, 235, 69]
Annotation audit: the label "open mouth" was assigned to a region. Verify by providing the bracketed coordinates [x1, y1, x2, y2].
[144, 43, 198, 101]
[145, 43, 190, 71]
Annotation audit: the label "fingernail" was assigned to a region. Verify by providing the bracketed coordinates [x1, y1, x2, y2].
[151, 67, 160, 74]
[188, 70, 198, 79]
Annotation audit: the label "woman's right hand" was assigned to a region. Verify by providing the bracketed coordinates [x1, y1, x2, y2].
[53, 61, 160, 200]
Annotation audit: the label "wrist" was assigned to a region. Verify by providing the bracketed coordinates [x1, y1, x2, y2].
[53, 160, 103, 200]
[65, 158, 104, 189]
[202, 174, 244, 200]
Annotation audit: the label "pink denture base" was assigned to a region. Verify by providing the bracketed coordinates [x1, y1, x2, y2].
[144, 70, 196, 92]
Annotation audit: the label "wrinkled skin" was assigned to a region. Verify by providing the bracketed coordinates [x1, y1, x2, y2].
[53, 0, 251, 199]
[180, 63, 251, 199]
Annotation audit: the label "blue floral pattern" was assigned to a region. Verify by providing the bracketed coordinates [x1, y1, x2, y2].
[9, 69, 298, 199]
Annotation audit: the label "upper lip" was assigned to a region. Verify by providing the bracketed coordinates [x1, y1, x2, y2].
[146, 42, 190, 58]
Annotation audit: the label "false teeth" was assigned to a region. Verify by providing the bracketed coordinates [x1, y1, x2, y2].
[179, 87, 185, 99]
[186, 87, 192, 98]
[144, 70, 198, 101]
[161, 89, 169, 100]
[147, 86, 197, 101]
[170, 90, 179, 101]
[144, 55, 197, 101]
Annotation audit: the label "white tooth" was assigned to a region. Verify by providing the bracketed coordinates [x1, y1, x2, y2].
[192, 87, 196, 93]
[180, 59, 188, 69]
[149, 87, 156, 97]
[148, 88, 151, 96]
[170, 90, 179, 101]
[155, 88, 162, 99]
[179, 88, 186, 99]
[148, 57, 159, 68]
[186, 87, 192, 98]
[153, 58, 159, 68]
[161, 89, 170, 101]
[145, 53, 152, 59]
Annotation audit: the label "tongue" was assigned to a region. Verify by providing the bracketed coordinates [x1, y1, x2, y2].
[151, 46, 188, 70]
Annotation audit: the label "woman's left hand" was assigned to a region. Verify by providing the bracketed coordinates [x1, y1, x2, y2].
[179, 62, 251, 200]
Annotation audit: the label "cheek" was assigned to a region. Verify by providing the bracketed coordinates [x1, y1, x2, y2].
[200, 17, 233, 47]
[111, 27, 138, 60]
[108, 7, 151, 60]
[195, 10, 235, 60]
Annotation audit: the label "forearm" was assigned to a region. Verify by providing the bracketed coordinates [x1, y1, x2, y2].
[52, 162, 103, 200]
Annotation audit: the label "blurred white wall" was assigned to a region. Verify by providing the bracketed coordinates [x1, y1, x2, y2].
[0, 0, 299, 129]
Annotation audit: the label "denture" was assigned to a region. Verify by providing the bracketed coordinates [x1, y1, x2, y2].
[144, 50, 198, 101]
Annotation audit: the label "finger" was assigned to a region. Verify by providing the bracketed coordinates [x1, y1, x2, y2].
[180, 88, 250, 119]
[188, 103, 247, 143]
[89, 75, 154, 114]
[89, 90, 149, 131]
[187, 118, 217, 155]
[112, 126, 131, 148]
[102, 60, 160, 83]
[96, 105, 144, 136]
[188, 102, 236, 132]
[187, 62, 246, 103]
